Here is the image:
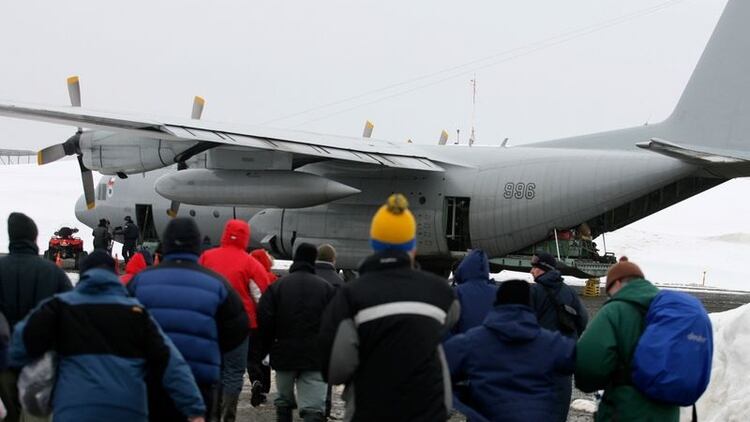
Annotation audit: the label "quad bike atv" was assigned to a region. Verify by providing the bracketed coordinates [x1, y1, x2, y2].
[44, 227, 88, 270]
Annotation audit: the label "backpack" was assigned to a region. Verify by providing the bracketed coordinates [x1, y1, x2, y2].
[630, 290, 713, 406]
[542, 286, 579, 335]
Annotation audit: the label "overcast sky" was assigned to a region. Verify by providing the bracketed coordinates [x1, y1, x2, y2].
[0, 0, 726, 148]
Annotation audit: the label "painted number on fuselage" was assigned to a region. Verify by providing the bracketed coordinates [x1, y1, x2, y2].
[503, 182, 536, 200]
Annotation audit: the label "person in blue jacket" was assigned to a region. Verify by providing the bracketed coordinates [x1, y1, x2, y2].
[9, 250, 206, 422]
[128, 217, 248, 421]
[451, 249, 498, 335]
[444, 279, 576, 422]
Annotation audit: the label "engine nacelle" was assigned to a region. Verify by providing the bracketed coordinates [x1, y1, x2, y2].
[80, 131, 197, 174]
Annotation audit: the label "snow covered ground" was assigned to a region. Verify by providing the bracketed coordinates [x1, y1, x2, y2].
[2, 161, 750, 290]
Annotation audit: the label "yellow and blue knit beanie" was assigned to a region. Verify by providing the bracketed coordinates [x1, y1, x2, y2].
[370, 194, 416, 252]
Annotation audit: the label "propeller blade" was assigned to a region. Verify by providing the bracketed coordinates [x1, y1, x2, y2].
[77, 155, 96, 210]
[191, 96, 205, 120]
[438, 130, 449, 145]
[37, 144, 67, 165]
[67, 76, 81, 107]
[167, 201, 180, 218]
[363, 120, 374, 138]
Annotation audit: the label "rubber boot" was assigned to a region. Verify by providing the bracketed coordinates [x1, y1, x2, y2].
[276, 406, 293, 422]
[220, 393, 239, 422]
[301, 410, 326, 422]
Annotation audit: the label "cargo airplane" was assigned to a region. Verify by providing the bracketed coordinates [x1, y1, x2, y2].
[1, 0, 749, 273]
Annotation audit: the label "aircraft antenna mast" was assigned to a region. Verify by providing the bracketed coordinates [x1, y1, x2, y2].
[469, 74, 477, 147]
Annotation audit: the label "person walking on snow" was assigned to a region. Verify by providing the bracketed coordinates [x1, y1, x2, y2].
[319, 194, 460, 422]
[529, 250, 588, 421]
[444, 279, 576, 422]
[0, 212, 72, 422]
[9, 250, 206, 422]
[199, 219, 270, 421]
[450, 249, 498, 335]
[128, 218, 248, 421]
[258, 243, 335, 422]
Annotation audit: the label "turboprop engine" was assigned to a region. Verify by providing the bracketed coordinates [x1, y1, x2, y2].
[79, 131, 197, 175]
[154, 169, 361, 208]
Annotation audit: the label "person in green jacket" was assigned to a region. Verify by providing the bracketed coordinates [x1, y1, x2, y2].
[575, 257, 679, 422]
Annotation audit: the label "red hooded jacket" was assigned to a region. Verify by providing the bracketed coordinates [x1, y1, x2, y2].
[250, 249, 278, 284]
[120, 252, 148, 285]
[199, 220, 270, 328]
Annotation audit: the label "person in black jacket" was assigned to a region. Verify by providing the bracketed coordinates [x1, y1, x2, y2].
[315, 244, 344, 288]
[0, 212, 72, 422]
[122, 216, 139, 263]
[529, 250, 589, 422]
[319, 194, 460, 422]
[92, 218, 112, 251]
[257, 243, 335, 422]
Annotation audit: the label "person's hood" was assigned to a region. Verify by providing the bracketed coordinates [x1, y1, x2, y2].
[8, 239, 38, 255]
[608, 278, 660, 309]
[221, 219, 250, 250]
[454, 249, 490, 285]
[315, 261, 336, 271]
[251, 249, 272, 271]
[534, 269, 563, 289]
[125, 252, 148, 275]
[483, 305, 540, 343]
[77, 268, 129, 296]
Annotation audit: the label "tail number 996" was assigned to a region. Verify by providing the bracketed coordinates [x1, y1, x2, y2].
[503, 182, 536, 200]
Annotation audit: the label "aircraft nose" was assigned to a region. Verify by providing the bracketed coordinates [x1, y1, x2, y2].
[75, 194, 96, 228]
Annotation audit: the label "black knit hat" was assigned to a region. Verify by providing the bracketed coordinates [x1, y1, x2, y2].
[8, 212, 38, 242]
[161, 217, 201, 256]
[495, 279, 531, 306]
[293, 242, 318, 266]
[531, 251, 556, 272]
[79, 250, 116, 274]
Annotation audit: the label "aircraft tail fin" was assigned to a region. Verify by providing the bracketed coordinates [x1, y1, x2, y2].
[667, 0, 750, 151]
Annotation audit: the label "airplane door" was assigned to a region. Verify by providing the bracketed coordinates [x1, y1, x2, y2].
[135, 204, 159, 242]
[445, 197, 471, 252]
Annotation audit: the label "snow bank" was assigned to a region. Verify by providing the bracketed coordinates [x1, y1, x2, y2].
[680, 303, 750, 422]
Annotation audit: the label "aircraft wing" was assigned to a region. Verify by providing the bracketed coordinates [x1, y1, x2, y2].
[0, 101, 453, 171]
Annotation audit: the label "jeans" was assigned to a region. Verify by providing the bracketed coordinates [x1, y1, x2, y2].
[221, 337, 249, 395]
[274, 370, 327, 417]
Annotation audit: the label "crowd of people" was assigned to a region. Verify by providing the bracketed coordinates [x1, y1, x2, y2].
[0, 193, 713, 422]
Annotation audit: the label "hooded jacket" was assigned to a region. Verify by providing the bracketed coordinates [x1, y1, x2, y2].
[200, 220, 270, 329]
[444, 305, 575, 422]
[128, 253, 248, 384]
[452, 250, 498, 335]
[530, 269, 588, 338]
[575, 278, 679, 422]
[257, 260, 334, 370]
[10, 268, 205, 422]
[319, 250, 460, 422]
[0, 239, 72, 329]
[315, 261, 344, 287]
[251, 249, 277, 284]
[121, 252, 148, 285]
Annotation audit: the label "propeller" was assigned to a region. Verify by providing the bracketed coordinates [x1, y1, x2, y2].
[363, 120, 374, 138]
[168, 95, 207, 217]
[37, 76, 96, 210]
[438, 130, 449, 146]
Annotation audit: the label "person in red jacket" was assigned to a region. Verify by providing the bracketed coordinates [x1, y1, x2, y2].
[199, 219, 269, 421]
[251, 248, 277, 284]
[120, 251, 152, 285]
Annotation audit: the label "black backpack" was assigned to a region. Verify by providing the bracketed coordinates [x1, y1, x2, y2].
[542, 286, 579, 335]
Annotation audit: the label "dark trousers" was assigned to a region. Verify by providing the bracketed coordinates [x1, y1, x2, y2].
[122, 240, 137, 263]
[247, 328, 271, 393]
[148, 381, 217, 421]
